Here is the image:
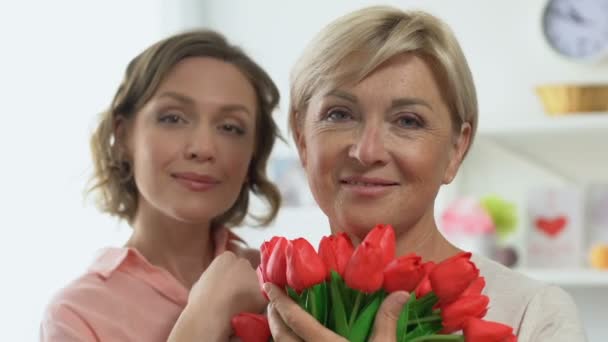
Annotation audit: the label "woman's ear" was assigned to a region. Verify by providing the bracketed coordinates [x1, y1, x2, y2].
[113, 115, 133, 158]
[442, 122, 471, 184]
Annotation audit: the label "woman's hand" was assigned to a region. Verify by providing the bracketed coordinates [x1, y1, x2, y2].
[265, 283, 409, 342]
[168, 251, 266, 341]
[190, 251, 266, 316]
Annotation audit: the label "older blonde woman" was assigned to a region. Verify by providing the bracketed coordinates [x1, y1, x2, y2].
[265, 6, 586, 342]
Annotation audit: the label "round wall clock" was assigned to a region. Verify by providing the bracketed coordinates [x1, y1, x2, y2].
[542, 0, 608, 61]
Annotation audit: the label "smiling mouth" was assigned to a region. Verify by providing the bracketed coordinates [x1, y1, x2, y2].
[340, 178, 399, 187]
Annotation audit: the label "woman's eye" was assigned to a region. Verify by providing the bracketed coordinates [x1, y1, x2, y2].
[325, 108, 353, 122]
[396, 115, 422, 128]
[158, 113, 185, 124]
[219, 123, 245, 135]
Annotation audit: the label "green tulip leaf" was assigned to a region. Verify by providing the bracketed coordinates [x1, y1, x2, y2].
[413, 292, 438, 316]
[333, 272, 354, 314]
[299, 289, 312, 314]
[310, 283, 328, 325]
[404, 310, 442, 340]
[329, 271, 349, 337]
[321, 283, 330, 325]
[397, 293, 415, 341]
[348, 295, 382, 342]
[364, 289, 386, 308]
[287, 287, 301, 304]
[407, 325, 454, 342]
[405, 324, 443, 341]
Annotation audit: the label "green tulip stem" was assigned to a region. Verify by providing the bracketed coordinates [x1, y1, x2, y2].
[406, 315, 442, 326]
[408, 335, 465, 342]
[309, 290, 319, 322]
[348, 291, 363, 328]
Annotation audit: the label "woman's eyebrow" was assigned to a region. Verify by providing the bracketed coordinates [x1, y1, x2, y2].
[156, 92, 253, 117]
[219, 104, 254, 117]
[326, 90, 358, 104]
[326, 90, 433, 111]
[156, 91, 195, 106]
[391, 97, 433, 110]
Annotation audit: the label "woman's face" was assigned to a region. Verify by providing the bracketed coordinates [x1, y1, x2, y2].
[297, 53, 470, 239]
[123, 57, 257, 225]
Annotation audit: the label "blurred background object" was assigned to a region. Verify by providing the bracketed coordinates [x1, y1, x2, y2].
[536, 84, 608, 115]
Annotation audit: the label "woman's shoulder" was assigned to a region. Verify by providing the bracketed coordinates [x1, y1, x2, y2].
[472, 253, 545, 293]
[472, 253, 551, 308]
[41, 255, 116, 341]
[472, 253, 584, 339]
[43, 248, 130, 314]
[41, 247, 181, 341]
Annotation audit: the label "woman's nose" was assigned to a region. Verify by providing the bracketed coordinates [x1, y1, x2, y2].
[348, 123, 389, 167]
[185, 125, 216, 162]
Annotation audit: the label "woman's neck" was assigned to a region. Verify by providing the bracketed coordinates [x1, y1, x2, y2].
[126, 205, 215, 290]
[394, 210, 461, 263]
[394, 224, 460, 263]
[336, 210, 461, 264]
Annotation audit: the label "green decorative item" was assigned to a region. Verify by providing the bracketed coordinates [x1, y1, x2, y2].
[479, 195, 518, 240]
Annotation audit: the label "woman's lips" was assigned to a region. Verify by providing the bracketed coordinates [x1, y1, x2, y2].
[172, 172, 220, 192]
[340, 176, 399, 196]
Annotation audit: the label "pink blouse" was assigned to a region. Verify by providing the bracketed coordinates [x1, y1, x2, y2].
[40, 228, 256, 342]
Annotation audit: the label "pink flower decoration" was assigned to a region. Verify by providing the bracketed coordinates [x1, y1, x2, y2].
[441, 197, 495, 235]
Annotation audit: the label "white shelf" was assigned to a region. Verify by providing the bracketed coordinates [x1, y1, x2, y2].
[478, 112, 608, 136]
[473, 112, 608, 182]
[516, 268, 608, 287]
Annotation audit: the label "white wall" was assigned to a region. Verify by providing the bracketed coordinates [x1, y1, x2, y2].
[0, 1, 170, 340]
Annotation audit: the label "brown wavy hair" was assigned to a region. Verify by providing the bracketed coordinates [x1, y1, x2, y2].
[89, 30, 282, 227]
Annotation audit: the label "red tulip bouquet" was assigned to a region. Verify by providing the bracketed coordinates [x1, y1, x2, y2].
[231, 224, 517, 342]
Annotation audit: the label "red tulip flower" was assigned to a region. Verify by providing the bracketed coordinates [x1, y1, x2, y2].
[463, 317, 517, 342]
[257, 236, 288, 297]
[461, 276, 486, 297]
[383, 253, 425, 293]
[252, 230, 517, 342]
[414, 261, 436, 298]
[440, 294, 489, 333]
[363, 224, 396, 267]
[231, 313, 271, 342]
[318, 232, 354, 278]
[286, 238, 327, 292]
[344, 240, 384, 293]
[429, 252, 479, 304]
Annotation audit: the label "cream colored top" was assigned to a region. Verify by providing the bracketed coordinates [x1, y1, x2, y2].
[473, 254, 587, 341]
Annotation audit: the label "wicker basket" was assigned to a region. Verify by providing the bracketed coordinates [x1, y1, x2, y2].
[536, 84, 608, 115]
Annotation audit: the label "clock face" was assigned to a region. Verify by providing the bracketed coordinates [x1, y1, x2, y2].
[542, 0, 608, 59]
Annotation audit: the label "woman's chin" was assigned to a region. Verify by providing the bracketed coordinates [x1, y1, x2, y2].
[333, 218, 379, 242]
[167, 208, 217, 226]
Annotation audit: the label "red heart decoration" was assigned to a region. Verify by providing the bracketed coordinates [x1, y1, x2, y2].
[535, 216, 568, 238]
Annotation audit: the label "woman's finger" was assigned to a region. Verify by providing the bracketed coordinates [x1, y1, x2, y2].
[264, 283, 346, 341]
[368, 291, 409, 342]
[267, 302, 303, 342]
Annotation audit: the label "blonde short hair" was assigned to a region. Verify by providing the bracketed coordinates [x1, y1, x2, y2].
[89, 30, 282, 227]
[289, 6, 478, 149]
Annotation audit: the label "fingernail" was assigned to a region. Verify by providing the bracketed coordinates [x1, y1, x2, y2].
[263, 283, 272, 297]
[393, 291, 409, 306]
